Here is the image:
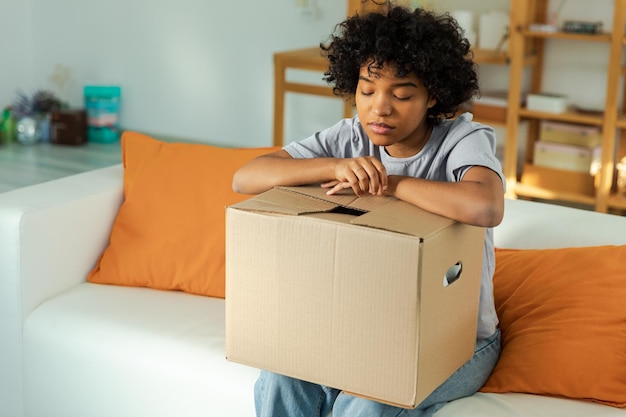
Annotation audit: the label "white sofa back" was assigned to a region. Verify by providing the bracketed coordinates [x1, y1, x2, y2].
[496, 198, 626, 249]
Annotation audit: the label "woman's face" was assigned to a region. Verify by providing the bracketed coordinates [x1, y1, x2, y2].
[355, 63, 436, 158]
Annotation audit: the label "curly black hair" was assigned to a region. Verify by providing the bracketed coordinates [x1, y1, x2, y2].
[320, 6, 478, 123]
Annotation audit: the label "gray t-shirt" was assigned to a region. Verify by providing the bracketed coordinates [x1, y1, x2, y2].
[284, 112, 504, 340]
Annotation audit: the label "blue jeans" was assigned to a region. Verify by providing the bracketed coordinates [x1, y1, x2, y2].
[254, 329, 500, 417]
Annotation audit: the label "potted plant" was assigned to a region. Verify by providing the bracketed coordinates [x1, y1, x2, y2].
[12, 90, 62, 145]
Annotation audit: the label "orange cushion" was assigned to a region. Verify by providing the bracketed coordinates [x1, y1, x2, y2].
[480, 246, 626, 407]
[87, 132, 279, 298]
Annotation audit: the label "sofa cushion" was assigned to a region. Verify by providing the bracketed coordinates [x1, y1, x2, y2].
[435, 392, 626, 417]
[87, 132, 278, 297]
[23, 283, 260, 417]
[481, 245, 626, 408]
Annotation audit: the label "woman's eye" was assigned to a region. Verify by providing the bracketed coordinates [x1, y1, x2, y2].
[394, 95, 412, 101]
[361, 90, 374, 96]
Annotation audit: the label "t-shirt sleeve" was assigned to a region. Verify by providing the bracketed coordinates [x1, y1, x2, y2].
[283, 118, 358, 159]
[448, 125, 506, 191]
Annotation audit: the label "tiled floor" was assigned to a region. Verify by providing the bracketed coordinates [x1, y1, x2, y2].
[0, 140, 122, 193]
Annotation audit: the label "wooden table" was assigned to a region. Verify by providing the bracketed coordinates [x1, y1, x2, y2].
[273, 47, 354, 146]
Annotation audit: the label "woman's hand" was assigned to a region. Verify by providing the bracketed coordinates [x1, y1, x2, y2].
[322, 156, 388, 196]
[234, 151, 388, 198]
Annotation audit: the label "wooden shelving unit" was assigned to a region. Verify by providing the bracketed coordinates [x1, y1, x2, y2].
[274, 1, 517, 146]
[503, 0, 626, 213]
[292, 0, 626, 213]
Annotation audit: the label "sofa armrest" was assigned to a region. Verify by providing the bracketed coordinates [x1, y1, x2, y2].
[0, 164, 123, 417]
[0, 164, 124, 315]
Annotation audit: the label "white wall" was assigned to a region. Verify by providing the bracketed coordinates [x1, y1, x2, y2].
[14, 0, 347, 147]
[0, 0, 35, 105]
[0, 0, 616, 147]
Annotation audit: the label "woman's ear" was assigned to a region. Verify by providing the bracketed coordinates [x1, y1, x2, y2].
[427, 95, 437, 109]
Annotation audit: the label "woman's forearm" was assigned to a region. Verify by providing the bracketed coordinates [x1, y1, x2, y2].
[232, 151, 337, 194]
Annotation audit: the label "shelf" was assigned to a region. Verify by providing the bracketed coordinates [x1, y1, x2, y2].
[273, 47, 353, 146]
[472, 48, 538, 66]
[514, 183, 596, 206]
[472, 116, 507, 127]
[472, 48, 509, 65]
[503, 0, 626, 214]
[517, 108, 605, 125]
[521, 29, 612, 43]
[608, 193, 626, 210]
[617, 114, 626, 129]
[518, 163, 597, 205]
[273, 47, 328, 72]
[273, 46, 529, 71]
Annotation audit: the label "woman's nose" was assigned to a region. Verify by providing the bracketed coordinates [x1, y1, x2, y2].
[372, 94, 392, 116]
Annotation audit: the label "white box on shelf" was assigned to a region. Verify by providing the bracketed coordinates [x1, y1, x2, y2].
[526, 93, 567, 113]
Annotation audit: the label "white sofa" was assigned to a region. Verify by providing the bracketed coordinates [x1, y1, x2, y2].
[1, 163, 626, 417]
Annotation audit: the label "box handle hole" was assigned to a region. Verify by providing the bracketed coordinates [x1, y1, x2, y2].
[443, 262, 462, 287]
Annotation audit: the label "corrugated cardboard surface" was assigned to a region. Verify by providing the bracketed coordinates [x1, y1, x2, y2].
[225, 186, 485, 408]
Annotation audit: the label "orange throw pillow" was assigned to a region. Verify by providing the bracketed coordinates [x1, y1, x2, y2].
[481, 246, 626, 407]
[87, 132, 279, 298]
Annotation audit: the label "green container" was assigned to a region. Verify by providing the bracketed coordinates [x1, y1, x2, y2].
[84, 85, 121, 143]
[0, 109, 16, 144]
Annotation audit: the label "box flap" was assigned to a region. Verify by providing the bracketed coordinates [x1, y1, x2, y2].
[279, 185, 396, 213]
[231, 187, 337, 215]
[353, 200, 455, 238]
[233, 185, 456, 237]
[279, 186, 456, 237]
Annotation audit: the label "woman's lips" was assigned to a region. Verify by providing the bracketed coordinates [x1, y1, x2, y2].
[368, 122, 394, 135]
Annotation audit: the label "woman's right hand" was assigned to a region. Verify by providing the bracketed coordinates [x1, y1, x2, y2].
[322, 156, 388, 197]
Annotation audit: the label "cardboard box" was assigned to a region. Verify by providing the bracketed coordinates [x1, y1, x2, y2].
[533, 140, 601, 174]
[540, 120, 601, 147]
[225, 186, 485, 408]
